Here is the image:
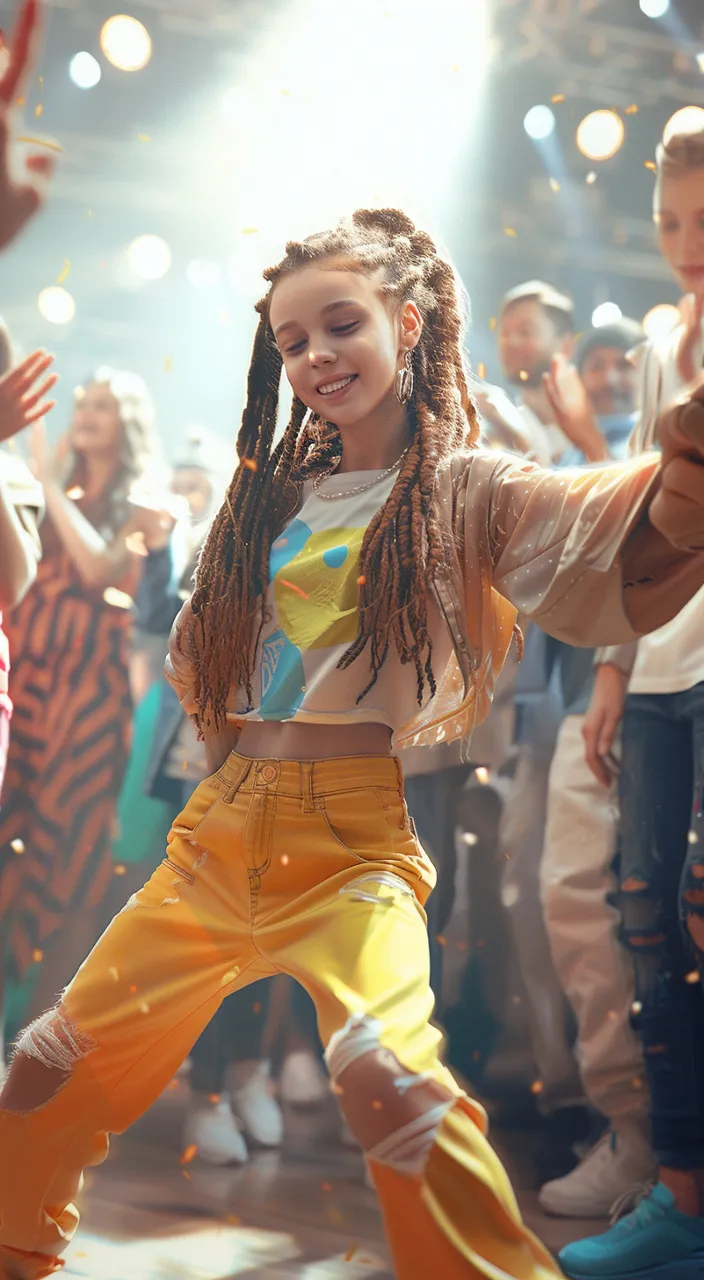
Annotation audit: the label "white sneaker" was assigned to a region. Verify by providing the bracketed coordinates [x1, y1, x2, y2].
[539, 1118, 657, 1218]
[183, 1093, 249, 1166]
[227, 1059, 284, 1148]
[278, 1050, 329, 1108]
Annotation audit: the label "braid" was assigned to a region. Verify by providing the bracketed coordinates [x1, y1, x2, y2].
[185, 207, 479, 727]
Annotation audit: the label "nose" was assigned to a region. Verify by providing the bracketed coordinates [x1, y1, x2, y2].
[308, 348, 335, 368]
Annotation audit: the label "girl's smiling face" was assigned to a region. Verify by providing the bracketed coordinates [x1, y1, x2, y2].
[269, 264, 419, 430]
[656, 168, 704, 295]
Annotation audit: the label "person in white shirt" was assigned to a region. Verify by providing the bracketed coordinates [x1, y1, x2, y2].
[497, 279, 575, 466]
[560, 116, 704, 1280]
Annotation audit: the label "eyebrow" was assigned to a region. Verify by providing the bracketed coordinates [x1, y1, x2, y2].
[274, 298, 361, 338]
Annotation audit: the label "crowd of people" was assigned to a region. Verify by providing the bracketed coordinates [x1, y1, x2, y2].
[0, 2, 703, 1278]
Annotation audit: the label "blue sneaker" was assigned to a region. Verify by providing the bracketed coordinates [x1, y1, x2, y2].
[559, 1182, 704, 1278]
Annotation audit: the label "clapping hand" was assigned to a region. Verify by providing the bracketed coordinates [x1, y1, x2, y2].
[0, 348, 57, 444]
[0, 0, 54, 252]
[650, 382, 704, 550]
[542, 354, 607, 460]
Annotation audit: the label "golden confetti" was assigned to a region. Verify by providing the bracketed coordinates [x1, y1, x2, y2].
[66, 485, 85, 500]
[477, 361, 486, 379]
[625, 104, 638, 115]
[685, 970, 700, 984]
[631, 1000, 642, 1015]
[242, 457, 257, 472]
[519, 370, 529, 382]
[321, 1182, 333, 1192]
[357, 574, 366, 586]
[586, 171, 597, 185]
[180, 1143, 198, 1165]
[32, 948, 43, 963]
[281, 854, 289, 865]
[34, 102, 43, 118]
[139, 1001, 150, 1014]
[436, 934, 447, 948]
[253, 1002, 262, 1014]
[372, 1100, 383, 1110]
[57, 258, 71, 284]
[181, 759, 189, 772]
[15, 96, 25, 106]
[503, 227, 517, 238]
[475, 766, 490, 783]
[489, 316, 497, 331]
[129, 983, 138, 993]
[10, 838, 25, 854]
[644, 160, 657, 172]
[182, 1169, 191, 1180]
[113, 864, 126, 876]
[164, 356, 173, 373]
[17, 135, 64, 152]
[549, 177, 560, 192]
[531, 1080, 544, 1095]
[209, 1093, 221, 1104]
[280, 578, 309, 600]
[551, 93, 565, 104]
[240, 227, 259, 236]
[225, 1214, 241, 1225]
[137, 133, 151, 142]
[109, 966, 120, 981]
[344, 1243, 359, 1262]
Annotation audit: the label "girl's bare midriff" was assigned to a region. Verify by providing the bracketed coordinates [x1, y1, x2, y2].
[205, 719, 393, 771]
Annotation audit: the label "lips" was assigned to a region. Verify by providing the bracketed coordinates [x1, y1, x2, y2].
[316, 374, 358, 396]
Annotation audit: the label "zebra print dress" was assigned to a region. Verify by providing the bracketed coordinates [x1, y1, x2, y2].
[0, 497, 133, 980]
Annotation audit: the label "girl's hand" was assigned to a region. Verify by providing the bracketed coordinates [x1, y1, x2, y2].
[676, 290, 704, 386]
[582, 664, 626, 787]
[0, 0, 55, 251]
[542, 354, 609, 461]
[0, 349, 57, 443]
[650, 382, 704, 550]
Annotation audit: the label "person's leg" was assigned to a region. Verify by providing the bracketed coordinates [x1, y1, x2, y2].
[0, 760, 272, 1278]
[539, 714, 654, 1216]
[559, 691, 704, 1278]
[252, 754, 561, 1280]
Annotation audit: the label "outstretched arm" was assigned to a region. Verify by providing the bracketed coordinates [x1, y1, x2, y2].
[0, 0, 55, 251]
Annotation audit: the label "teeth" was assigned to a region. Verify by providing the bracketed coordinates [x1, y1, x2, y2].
[319, 376, 354, 395]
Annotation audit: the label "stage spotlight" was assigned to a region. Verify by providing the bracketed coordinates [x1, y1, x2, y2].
[576, 110, 625, 161]
[664, 105, 704, 143]
[523, 105, 556, 141]
[186, 259, 222, 289]
[69, 52, 101, 89]
[639, 0, 669, 16]
[38, 286, 76, 325]
[592, 302, 622, 327]
[697, 53, 704, 75]
[127, 235, 172, 281]
[642, 303, 680, 340]
[100, 15, 152, 72]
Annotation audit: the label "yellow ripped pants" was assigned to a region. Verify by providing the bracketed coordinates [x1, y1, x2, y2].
[0, 753, 561, 1280]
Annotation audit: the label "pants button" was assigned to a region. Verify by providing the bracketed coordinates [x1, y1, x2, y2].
[261, 765, 277, 783]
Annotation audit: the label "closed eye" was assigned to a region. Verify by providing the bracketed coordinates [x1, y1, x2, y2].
[284, 320, 359, 355]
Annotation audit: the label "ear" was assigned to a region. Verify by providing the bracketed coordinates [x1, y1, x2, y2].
[399, 300, 423, 354]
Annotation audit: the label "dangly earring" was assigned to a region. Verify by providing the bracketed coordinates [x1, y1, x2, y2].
[395, 349, 414, 405]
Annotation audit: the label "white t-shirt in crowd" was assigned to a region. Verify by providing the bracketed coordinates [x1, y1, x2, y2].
[627, 320, 704, 695]
[515, 402, 569, 468]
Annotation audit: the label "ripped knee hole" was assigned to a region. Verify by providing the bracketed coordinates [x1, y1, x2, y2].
[0, 1006, 96, 1114]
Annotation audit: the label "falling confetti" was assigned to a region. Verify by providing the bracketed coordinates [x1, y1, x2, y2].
[109, 967, 120, 981]
[241, 227, 259, 236]
[631, 1000, 642, 1015]
[168, 1078, 179, 1091]
[344, 1243, 359, 1262]
[503, 227, 517, 238]
[519, 370, 529, 382]
[281, 854, 289, 865]
[57, 258, 71, 284]
[34, 102, 43, 117]
[242, 458, 257, 472]
[137, 133, 151, 142]
[10, 838, 25, 854]
[435, 934, 447, 948]
[253, 1002, 262, 1014]
[113, 864, 126, 876]
[180, 1144, 198, 1165]
[356, 574, 366, 586]
[280, 579, 309, 600]
[139, 1001, 150, 1014]
[129, 983, 138, 994]
[209, 1093, 221, 1104]
[475, 766, 490, 784]
[685, 971, 700, 984]
[181, 759, 189, 772]
[476, 361, 486, 379]
[17, 135, 64, 152]
[644, 160, 657, 172]
[489, 316, 497, 331]
[549, 178, 560, 192]
[625, 104, 638, 114]
[321, 1182, 333, 1192]
[551, 93, 565, 104]
[586, 171, 597, 184]
[32, 949, 43, 962]
[372, 1100, 383, 1110]
[182, 1169, 191, 1180]
[66, 486, 85, 500]
[531, 1080, 544, 1095]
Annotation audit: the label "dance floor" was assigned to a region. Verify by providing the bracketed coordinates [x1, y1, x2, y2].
[59, 1078, 604, 1278]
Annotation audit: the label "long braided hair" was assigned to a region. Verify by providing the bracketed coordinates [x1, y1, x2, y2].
[187, 209, 480, 729]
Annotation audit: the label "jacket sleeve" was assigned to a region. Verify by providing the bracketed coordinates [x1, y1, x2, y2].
[164, 597, 199, 717]
[485, 452, 704, 647]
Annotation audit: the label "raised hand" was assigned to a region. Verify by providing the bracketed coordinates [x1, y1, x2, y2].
[542, 354, 609, 462]
[0, 348, 57, 443]
[0, 0, 54, 251]
[675, 290, 704, 386]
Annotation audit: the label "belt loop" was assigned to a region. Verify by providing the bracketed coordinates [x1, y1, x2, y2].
[394, 756, 404, 796]
[223, 757, 252, 804]
[301, 761, 315, 814]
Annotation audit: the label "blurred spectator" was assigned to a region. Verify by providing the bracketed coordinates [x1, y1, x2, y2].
[497, 280, 575, 466]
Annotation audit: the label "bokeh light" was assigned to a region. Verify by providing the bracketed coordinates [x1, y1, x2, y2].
[664, 106, 704, 144]
[69, 52, 101, 89]
[642, 303, 680, 341]
[592, 302, 623, 327]
[639, 0, 669, 16]
[523, 105, 556, 141]
[127, 235, 172, 281]
[100, 15, 152, 72]
[38, 286, 76, 325]
[576, 110, 625, 161]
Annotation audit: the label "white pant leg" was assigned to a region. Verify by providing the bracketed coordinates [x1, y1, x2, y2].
[500, 742, 585, 1113]
[540, 715, 648, 1121]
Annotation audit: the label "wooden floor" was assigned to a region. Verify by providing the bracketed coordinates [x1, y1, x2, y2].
[57, 1078, 605, 1278]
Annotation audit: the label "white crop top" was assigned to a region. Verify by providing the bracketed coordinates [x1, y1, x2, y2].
[234, 469, 452, 730]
